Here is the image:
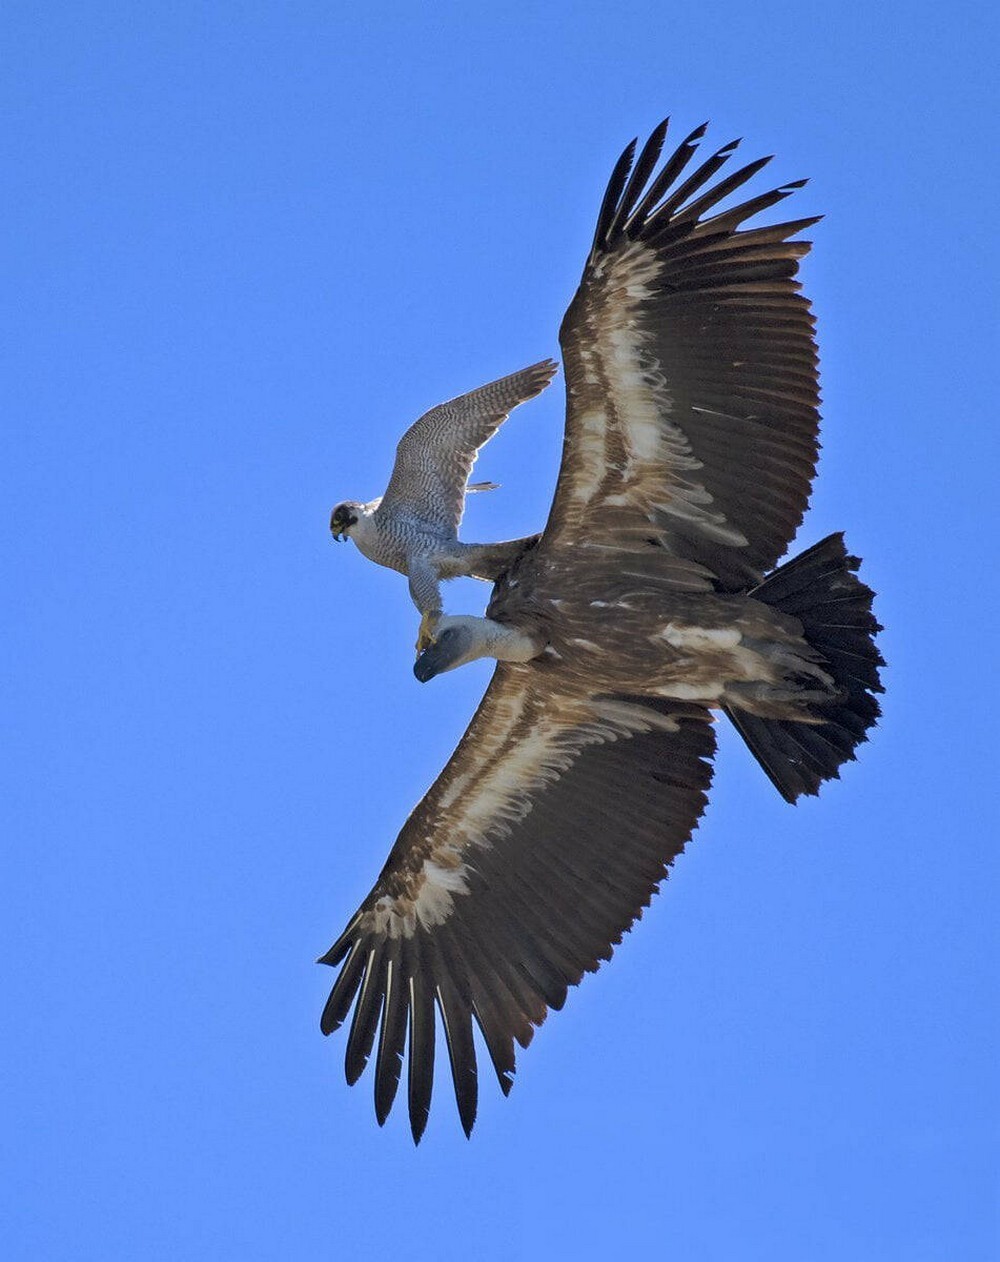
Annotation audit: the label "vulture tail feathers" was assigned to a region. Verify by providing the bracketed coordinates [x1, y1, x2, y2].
[725, 533, 884, 802]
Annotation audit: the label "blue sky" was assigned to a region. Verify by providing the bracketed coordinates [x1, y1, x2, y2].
[3, 3, 997, 1258]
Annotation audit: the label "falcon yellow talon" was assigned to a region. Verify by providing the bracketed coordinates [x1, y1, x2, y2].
[415, 612, 440, 654]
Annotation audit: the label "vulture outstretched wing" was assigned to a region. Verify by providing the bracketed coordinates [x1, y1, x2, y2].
[546, 120, 821, 589]
[320, 671, 715, 1140]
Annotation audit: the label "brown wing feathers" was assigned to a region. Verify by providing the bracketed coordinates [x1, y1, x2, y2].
[320, 692, 716, 1140]
[556, 119, 823, 587]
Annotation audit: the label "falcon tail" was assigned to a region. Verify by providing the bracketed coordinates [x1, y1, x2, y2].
[725, 533, 884, 802]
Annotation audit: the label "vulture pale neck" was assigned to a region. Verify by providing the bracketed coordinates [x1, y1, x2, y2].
[414, 616, 543, 681]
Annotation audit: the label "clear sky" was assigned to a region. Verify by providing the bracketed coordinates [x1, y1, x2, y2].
[3, 3, 997, 1259]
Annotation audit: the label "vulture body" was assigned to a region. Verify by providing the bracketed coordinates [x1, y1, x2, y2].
[320, 119, 884, 1141]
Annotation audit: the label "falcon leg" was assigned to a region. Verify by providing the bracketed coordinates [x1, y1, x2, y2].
[409, 559, 444, 655]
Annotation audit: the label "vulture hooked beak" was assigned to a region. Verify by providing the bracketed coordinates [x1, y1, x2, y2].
[413, 626, 470, 683]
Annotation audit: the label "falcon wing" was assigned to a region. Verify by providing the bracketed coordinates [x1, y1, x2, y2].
[378, 360, 557, 536]
[544, 119, 821, 589]
[320, 670, 715, 1140]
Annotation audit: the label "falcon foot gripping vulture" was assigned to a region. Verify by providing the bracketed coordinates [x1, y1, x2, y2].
[320, 118, 884, 1141]
[329, 359, 557, 650]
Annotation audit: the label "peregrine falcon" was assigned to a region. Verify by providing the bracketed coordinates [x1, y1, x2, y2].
[329, 360, 557, 650]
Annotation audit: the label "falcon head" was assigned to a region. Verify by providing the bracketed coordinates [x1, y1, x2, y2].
[330, 501, 362, 541]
